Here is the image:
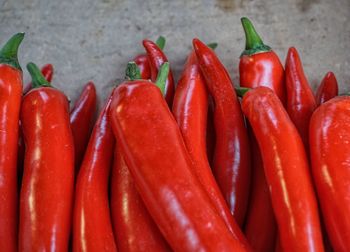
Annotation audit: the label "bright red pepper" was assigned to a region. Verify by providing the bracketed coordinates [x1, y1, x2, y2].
[172, 50, 250, 249]
[143, 39, 175, 106]
[111, 145, 170, 251]
[19, 63, 74, 251]
[0, 33, 24, 252]
[285, 47, 317, 148]
[193, 38, 251, 226]
[242, 86, 324, 252]
[133, 36, 165, 80]
[310, 96, 350, 251]
[239, 17, 285, 102]
[109, 63, 248, 252]
[23, 63, 53, 94]
[315, 71, 338, 106]
[73, 89, 117, 251]
[70, 81, 97, 172]
[239, 17, 279, 251]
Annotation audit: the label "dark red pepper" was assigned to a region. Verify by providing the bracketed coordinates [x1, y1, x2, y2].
[315, 71, 338, 106]
[193, 38, 251, 226]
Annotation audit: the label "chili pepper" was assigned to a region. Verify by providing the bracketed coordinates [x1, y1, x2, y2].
[309, 96, 350, 252]
[134, 36, 165, 80]
[242, 86, 324, 252]
[70, 81, 97, 172]
[19, 63, 74, 251]
[285, 47, 317, 148]
[315, 71, 338, 106]
[239, 17, 278, 251]
[73, 89, 117, 252]
[23, 63, 54, 94]
[193, 38, 251, 226]
[172, 50, 250, 249]
[0, 33, 24, 252]
[109, 62, 248, 252]
[143, 39, 175, 106]
[239, 17, 285, 102]
[110, 63, 170, 251]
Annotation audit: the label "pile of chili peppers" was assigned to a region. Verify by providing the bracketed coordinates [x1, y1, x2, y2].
[0, 17, 347, 252]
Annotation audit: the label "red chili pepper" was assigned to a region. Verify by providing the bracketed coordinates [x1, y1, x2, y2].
[23, 63, 54, 94]
[111, 145, 170, 251]
[73, 89, 117, 251]
[239, 17, 285, 102]
[172, 50, 250, 249]
[193, 38, 251, 226]
[315, 71, 338, 106]
[143, 39, 175, 106]
[285, 47, 317, 148]
[19, 63, 74, 251]
[70, 81, 97, 172]
[239, 17, 278, 251]
[0, 33, 24, 252]
[109, 62, 248, 252]
[310, 96, 350, 251]
[134, 36, 165, 80]
[242, 86, 324, 252]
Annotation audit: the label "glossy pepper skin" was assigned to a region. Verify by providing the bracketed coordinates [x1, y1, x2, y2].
[111, 145, 170, 251]
[19, 63, 74, 251]
[109, 78, 248, 251]
[73, 89, 117, 252]
[193, 38, 251, 226]
[143, 39, 175, 106]
[23, 63, 54, 94]
[0, 33, 24, 252]
[315, 72, 338, 106]
[239, 17, 278, 251]
[242, 86, 324, 252]
[310, 96, 350, 251]
[70, 81, 97, 172]
[285, 47, 317, 148]
[172, 50, 250, 248]
[239, 17, 285, 102]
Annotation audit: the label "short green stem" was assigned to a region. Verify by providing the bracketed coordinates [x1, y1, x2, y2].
[27, 62, 51, 88]
[235, 87, 251, 97]
[155, 36, 166, 50]
[155, 62, 169, 95]
[125, 62, 141, 80]
[241, 17, 271, 56]
[207, 42, 218, 50]
[0, 33, 25, 70]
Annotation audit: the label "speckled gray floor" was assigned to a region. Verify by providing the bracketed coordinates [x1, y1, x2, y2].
[1, 0, 349, 107]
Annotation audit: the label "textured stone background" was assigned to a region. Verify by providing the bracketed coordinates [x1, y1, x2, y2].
[1, 0, 349, 107]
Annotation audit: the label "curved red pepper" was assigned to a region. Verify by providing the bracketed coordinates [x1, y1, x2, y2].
[239, 17, 278, 251]
[0, 33, 24, 252]
[242, 86, 324, 252]
[111, 144, 170, 251]
[285, 47, 317, 148]
[70, 81, 97, 172]
[315, 71, 338, 106]
[73, 89, 117, 251]
[310, 96, 350, 251]
[19, 63, 74, 251]
[172, 50, 250, 248]
[109, 75, 248, 251]
[143, 39, 175, 106]
[193, 38, 251, 226]
[23, 63, 53, 94]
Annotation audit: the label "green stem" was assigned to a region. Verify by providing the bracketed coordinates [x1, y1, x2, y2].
[155, 36, 166, 50]
[241, 17, 271, 56]
[207, 42, 218, 50]
[125, 62, 141, 80]
[155, 62, 169, 95]
[0, 33, 25, 70]
[27, 62, 51, 88]
[235, 87, 251, 97]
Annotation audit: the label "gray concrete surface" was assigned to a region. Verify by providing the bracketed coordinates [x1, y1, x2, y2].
[0, 0, 349, 107]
